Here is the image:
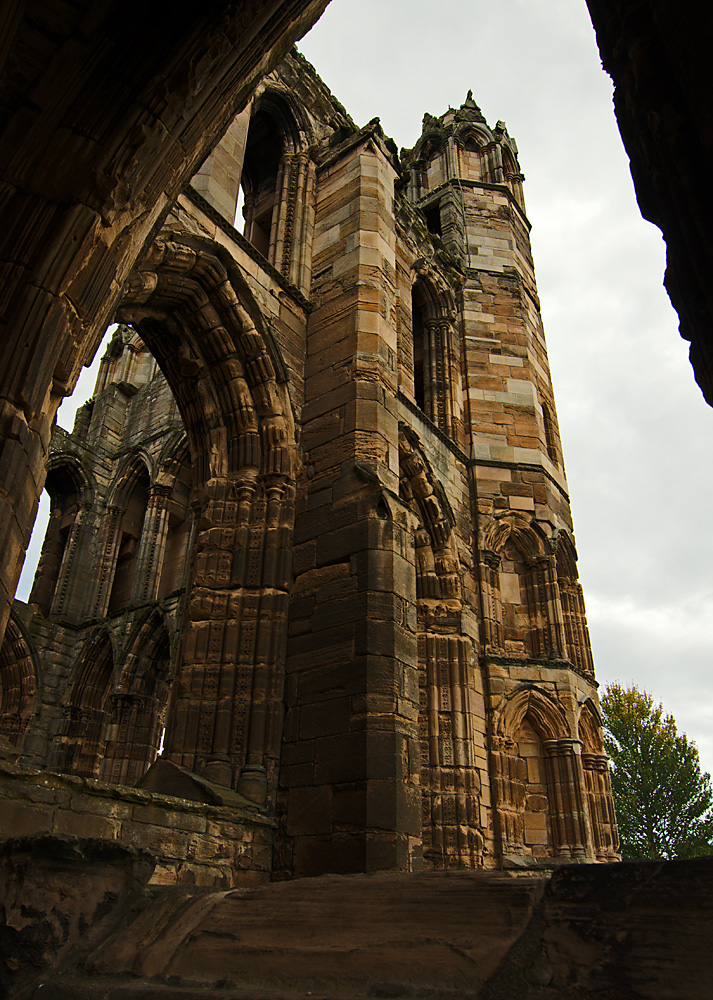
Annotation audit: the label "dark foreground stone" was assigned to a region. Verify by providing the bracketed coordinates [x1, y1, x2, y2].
[0, 835, 154, 998]
[5, 858, 713, 999]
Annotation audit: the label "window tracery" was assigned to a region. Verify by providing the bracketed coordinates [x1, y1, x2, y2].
[410, 265, 461, 440]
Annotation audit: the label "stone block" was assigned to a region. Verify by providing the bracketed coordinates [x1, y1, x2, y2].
[523, 812, 548, 846]
[121, 823, 189, 860]
[365, 831, 413, 872]
[293, 832, 366, 877]
[332, 782, 366, 828]
[287, 784, 333, 836]
[280, 761, 315, 789]
[299, 696, 352, 739]
[69, 793, 132, 820]
[52, 808, 120, 841]
[314, 731, 367, 784]
[132, 803, 207, 834]
[0, 800, 54, 838]
[366, 779, 421, 836]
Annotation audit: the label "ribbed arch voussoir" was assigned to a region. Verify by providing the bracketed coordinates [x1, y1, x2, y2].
[117, 235, 295, 486]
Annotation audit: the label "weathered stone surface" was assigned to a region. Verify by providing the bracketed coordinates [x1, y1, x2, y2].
[0, 761, 275, 890]
[1, 50, 615, 883]
[0, 835, 154, 999]
[0, 3, 708, 995]
[0, 1, 331, 647]
[16, 860, 713, 999]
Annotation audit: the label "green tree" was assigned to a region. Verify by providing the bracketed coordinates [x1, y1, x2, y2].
[601, 683, 713, 860]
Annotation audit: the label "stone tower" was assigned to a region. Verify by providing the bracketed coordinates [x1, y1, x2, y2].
[0, 51, 618, 884]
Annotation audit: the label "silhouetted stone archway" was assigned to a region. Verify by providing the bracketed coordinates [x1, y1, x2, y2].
[0, 0, 329, 650]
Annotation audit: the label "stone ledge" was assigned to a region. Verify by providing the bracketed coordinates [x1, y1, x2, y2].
[0, 763, 276, 892]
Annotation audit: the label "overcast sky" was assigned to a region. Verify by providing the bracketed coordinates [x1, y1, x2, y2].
[17, 0, 713, 775]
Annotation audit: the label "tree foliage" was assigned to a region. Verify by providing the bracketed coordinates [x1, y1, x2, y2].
[601, 683, 713, 860]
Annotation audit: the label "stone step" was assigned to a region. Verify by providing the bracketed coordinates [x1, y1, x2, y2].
[23, 860, 713, 999]
[43, 870, 547, 1000]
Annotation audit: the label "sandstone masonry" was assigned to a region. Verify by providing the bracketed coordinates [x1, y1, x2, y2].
[0, 50, 618, 883]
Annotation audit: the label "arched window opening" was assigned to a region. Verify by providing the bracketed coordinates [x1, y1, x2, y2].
[241, 109, 284, 259]
[54, 633, 113, 777]
[424, 204, 442, 237]
[108, 465, 150, 613]
[0, 618, 36, 750]
[28, 466, 82, 617]
[500, 539, 537, 656]
[410, 274, 460, 439]
[100, 625, 172, 786]
[158, 451, 193, 598]
[515, 714, 553, 856]
[460, 134, 482, 181]
[482, 514, 558, 659]
[238, 96, 315, 290]
[412, 292, 426, 411]
[495, 689, 591, 862]
[15, 325, 114, 607]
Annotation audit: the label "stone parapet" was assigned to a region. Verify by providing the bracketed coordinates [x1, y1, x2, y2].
[0, 760, 275, 888]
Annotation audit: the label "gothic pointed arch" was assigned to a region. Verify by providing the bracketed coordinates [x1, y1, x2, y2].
[410, 262, 461, 439]
[100, 608, 173, 786]
[497, 686, 569, 743]
[116, 234, 298, 803]
[480, 511, 563, 658]
[553, 529, 594, 674]
[578, 698, 619, 861]
[240, 87, 316, 287]
[578, 698, 603, 752]
[110, 453, 154, 509]
[0, 613, 38, 751]
[117, 235, 296, 488]
[100, 453, 152, 614]
[410, 126, 446, 199]
[52, 628, 115, 777]
[454, 124, 491, 182]
[157, 430, 190, 482]
[398, 425, 459, 600]
[29, 455, 93, 618]
[481, 509, 549, 561]
[493, 685, 590, 861]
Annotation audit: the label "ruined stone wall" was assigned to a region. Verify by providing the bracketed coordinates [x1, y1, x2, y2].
[0, 759, 274, 888]
[0, 50, 617, 883]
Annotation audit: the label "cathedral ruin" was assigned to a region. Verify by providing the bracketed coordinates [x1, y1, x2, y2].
[0, 50, 618, 886]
